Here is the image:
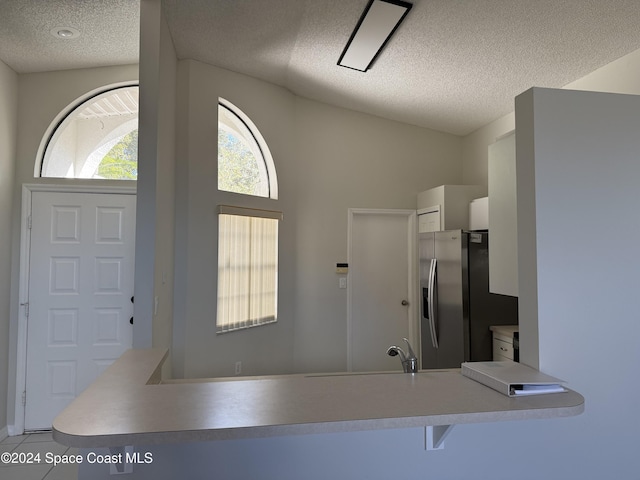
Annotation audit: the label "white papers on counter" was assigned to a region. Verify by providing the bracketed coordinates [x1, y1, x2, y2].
[461, 361, 567, 397]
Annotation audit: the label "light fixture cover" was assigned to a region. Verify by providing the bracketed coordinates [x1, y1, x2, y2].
[338, 0, 412, 72]
[50, 27, 81, 39]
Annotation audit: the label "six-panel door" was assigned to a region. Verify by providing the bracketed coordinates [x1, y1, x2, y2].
[25, 191, 136, 430]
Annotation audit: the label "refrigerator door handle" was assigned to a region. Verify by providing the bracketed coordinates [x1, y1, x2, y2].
[428, 259, 439, 349]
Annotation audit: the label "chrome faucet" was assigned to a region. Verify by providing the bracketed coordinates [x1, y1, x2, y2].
[386, 338, 418, 373]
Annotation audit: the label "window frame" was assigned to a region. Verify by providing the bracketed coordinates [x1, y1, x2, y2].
[216, 205, 282, 334]
[217, 98, 278, 199]
[36, 81, 139, 179]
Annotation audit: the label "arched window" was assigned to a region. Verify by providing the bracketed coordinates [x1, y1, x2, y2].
[216, 99, 280, 333]
[38, 85, 138, 180]
[218, 98, 278, 199]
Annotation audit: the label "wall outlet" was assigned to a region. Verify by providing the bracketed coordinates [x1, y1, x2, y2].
[339, 277, 347, 289]
[235, 361, 242, 375]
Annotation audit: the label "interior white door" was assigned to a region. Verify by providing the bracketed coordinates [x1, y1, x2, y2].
[348, 210, 416, 372]
[24, 191, 136, 430]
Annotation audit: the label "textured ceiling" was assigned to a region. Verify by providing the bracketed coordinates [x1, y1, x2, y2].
[3, 1, 640, 135]
[163, 0, 640, 135]
[0, 0, 139, 73]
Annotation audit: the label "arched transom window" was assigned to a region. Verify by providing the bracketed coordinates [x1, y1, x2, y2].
[218, 98, 278, 199]
[39, 85, 138, 180]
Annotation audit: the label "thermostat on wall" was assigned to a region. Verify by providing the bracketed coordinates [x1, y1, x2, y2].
[336, 263, 348, 274]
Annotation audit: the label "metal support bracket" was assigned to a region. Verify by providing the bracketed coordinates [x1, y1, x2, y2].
[425, 425, 455, 450]
[109, 445, 134, 475]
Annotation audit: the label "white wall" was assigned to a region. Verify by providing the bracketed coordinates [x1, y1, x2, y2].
[0, 59, 18, 434]
[134, 0, 177, 371]
[515, 86, 640, 476]
[566, 46, 640, 93]
[291, 97, 462, 373]
[172, 59, 298, 378]
[6, 64, 138, 430]
[153, 5, 177, 373]
[462, 112, 514, 186]
[171, 59, 463, 379]
[76, 422, 580, 480]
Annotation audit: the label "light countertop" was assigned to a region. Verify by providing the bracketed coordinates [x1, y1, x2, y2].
[52, 348, 583, 448]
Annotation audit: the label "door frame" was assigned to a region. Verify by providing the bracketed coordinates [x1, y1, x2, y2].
[346, 208, 418, 372]
[13, 183, 136, 435]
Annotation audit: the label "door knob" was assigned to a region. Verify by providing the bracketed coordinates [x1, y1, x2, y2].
[401, 300, 409, 306]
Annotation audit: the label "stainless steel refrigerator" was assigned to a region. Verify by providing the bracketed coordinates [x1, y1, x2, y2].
[419, 230, 518, 369]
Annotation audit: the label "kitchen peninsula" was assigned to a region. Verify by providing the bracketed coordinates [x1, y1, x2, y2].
[52, 349, 583, 451]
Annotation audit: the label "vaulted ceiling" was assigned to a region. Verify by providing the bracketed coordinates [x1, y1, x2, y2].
[3, 0, 640, 135]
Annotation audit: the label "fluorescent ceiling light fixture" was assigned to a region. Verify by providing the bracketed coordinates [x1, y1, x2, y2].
[338, 0, 412, 72]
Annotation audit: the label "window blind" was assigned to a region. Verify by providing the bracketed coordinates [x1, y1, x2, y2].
[217, 207, 280, 333]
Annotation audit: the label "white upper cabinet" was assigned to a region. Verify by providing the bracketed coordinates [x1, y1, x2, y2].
[417, 184, 487, 232]
[488, 132, 518, 297]
[469, 196, 489, 231]
[417, 207, 441, 233]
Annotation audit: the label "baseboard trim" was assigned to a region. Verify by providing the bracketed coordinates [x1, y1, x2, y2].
[0, 425, 8, 441]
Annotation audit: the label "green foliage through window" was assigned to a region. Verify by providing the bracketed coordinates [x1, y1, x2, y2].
[97, 130, 138, 180]
[218, 130, 262, 195]
[217, 100, 274, 198]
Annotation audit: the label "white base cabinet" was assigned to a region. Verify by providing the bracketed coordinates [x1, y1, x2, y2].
[490, 325, 518, 362]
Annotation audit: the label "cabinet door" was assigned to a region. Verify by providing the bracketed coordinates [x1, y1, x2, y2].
[418, 210, 441, 233]
[492, 337, 514, 360]
[488, 132, 518, 296]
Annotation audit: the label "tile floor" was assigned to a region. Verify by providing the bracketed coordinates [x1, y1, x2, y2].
[0, 432, 78, 480]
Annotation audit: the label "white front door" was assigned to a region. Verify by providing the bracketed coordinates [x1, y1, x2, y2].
[348, 209, 417, 372]
[24, 191, 136, 430]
